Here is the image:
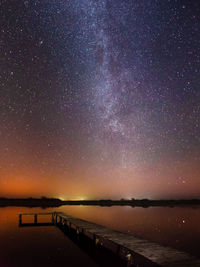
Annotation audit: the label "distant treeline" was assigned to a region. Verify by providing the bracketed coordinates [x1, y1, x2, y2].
[62, 199, 200, 207]
[0, 197, 62, 207]
[0, 197, 200, 208]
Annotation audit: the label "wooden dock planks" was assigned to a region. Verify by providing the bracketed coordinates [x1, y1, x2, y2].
[19, 212, 200, 267]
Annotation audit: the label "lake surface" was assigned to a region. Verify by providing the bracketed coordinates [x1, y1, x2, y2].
[0, 205, 200, 266]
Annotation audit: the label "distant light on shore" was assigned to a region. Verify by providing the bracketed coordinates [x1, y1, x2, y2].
[56, 196, 65, 201]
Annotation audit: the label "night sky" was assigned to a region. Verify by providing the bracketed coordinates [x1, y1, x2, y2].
[0, 0, 200, 199]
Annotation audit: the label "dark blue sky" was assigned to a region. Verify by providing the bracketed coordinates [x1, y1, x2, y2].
[0, 0, 200, 199]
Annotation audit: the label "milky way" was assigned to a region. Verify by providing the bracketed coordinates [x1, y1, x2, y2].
[0, 0, 200, 199]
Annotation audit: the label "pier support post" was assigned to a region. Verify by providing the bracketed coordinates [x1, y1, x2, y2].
[126, 253, 133, 267]
[19, 214, 22, 225]
[76, 227, 80, 241]
[34, 214, 37, 224]
[68, 222, 72, 234]
[52, 213, 55, 224]
[95, 236, 100, 246]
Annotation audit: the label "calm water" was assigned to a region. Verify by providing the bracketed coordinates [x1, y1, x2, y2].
[0, 206, 200, 266]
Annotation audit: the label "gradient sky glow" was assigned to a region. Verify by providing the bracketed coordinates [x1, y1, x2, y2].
[0, 0, 200, 199]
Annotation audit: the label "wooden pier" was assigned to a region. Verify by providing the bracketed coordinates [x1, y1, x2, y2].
[19, 212, 200, 267]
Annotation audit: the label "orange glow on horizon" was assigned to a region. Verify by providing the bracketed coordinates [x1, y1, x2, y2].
[0, 154, 200, 199]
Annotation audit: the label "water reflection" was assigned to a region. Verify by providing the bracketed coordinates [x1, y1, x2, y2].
[0, 207, 98, 267]
[0, 206, 200, 267]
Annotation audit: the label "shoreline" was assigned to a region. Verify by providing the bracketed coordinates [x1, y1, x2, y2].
[0, 198, 200, 208]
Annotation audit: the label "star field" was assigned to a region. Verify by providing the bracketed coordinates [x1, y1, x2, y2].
[0, 0, 200, 199]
